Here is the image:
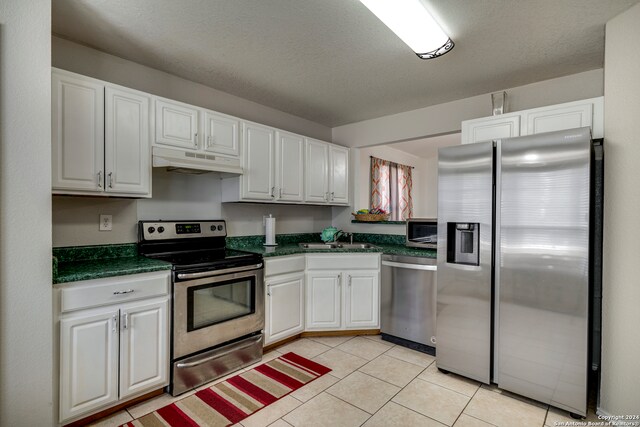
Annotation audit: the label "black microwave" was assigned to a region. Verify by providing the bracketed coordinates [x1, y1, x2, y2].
[406, 218, 438, 249]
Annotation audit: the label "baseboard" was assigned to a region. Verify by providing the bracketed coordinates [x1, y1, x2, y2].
[264, 329, 381, 352]
[63, 388, 164, 427]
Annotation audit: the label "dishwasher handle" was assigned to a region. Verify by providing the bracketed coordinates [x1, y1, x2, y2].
[381, 260, 437, 271]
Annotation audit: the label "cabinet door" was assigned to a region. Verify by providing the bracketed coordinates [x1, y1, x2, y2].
[203, 110, 240, 157]
[242, 122, 275, 200]
[52, 71, 105, 192]
[276, 131, 304, 202]
[461, 115, 520, 144]
[265, 272, 305, 345]
[329, 145, 349, 205]
[525, 102, 593, 136]
[304, 139, 329, 203]
[119, 298, 169, 400]
[59, 308, 119, 422]
[154, 98, 199, 150]
[344, 270, 379, 329]
[105, 86, 150, 195]
[306, 271, 341, 330]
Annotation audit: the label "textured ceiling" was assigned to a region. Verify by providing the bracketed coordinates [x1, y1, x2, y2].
[52, 0, 638, 127]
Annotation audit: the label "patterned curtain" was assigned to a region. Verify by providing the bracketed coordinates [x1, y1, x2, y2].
[370, 156, 413, 221]
[370, 157, 390, 212]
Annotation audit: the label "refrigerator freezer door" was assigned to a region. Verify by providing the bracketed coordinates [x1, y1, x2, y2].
[497, 127, 591, 416]
[436, 141, 493, 384]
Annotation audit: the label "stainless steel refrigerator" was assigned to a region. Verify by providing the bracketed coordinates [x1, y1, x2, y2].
[436, 127, 601, 417]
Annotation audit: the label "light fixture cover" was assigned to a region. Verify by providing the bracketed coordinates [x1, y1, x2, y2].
[360, 0, 454, 59]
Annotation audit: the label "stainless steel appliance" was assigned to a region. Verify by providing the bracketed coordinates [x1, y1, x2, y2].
[436, 127, 603, 417]
[138, 220, 264, 396]
[405, 218, 438, 248]
[381, 254, 437, 354]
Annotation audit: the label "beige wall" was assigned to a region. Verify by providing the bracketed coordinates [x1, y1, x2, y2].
[53, 170, 333, 247]
[0, 0, 53, 425]
[332, 69, 604, 148]
[600, 3, 640, 415]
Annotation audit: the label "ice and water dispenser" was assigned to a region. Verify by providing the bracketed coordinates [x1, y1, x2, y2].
[446, 223, 480, 266]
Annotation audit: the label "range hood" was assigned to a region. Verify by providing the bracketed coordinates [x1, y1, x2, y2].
[152, 146, 243, 175]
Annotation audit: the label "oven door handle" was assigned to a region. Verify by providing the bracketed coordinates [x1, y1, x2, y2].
[175, 334, 263, 368]
[176, 263, 263, 280]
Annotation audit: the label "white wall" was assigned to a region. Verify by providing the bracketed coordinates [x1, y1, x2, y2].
[600, 3, 640, 415]
[332, 69, 604, 148]
[0, 0, 53, 425]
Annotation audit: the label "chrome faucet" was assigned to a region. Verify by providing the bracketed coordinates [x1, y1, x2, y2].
[332, 230, 353, 243]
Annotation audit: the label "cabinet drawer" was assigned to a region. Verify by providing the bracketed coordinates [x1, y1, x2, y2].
[59, 272, 170, 313]
[265, 255, 305, 277]
[307, 254, 380, 270]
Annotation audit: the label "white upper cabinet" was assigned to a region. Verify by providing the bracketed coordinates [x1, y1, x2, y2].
[154, 98, 199, 150]
[304, 139, 330, 203]
[104, 86, 150, 195]
[304, 139, 350, 205]
[524, 99, 599, 136]
[461, 97, 604, 144]
[276, 131, 305, 202]
[461, 114, 521, 145]
[52, 69, 151, 197]
[52, 71, 105, 192]
[203, 110, 240, 157]
[329, 145, 349, 205]
[242, 121, 276, 200]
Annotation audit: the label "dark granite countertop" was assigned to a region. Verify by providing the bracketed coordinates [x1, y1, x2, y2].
[226, 233, 436, 259]
[53, 244, 171, 284]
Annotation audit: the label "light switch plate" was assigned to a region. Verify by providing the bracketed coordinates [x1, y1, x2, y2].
[99, 214, 113, 231]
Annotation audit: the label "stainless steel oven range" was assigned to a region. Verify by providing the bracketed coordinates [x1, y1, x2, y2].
[138, 220, 264, 396]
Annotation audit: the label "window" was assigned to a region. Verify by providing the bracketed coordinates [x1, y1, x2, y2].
[370, 156, 413, 221]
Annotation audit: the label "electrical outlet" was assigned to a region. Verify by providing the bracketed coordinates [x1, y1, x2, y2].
[99, 214, 113, 231]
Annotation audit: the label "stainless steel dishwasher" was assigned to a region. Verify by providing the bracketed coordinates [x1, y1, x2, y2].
[381, 254, 437, 354]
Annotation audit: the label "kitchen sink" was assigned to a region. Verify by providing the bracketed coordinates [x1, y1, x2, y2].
[298, 242, 379, 250]
[298, 243, 338, 249]
[336, 243, 379, 249]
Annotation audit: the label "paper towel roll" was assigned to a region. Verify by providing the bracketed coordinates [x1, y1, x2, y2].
[265, 215, 276, 246]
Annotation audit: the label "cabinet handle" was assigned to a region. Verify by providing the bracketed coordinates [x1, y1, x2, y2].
[97, 171, 103, 188]
[271, 187, 276, 198]
[331, 192, 335, 201]
[122, 313, 129, 330]
[112, 314, 118, 333]
[207, 135, 212, 147]
[348, 275, 352, 286]
[194, 133, 198, 148]
[279, 188, 283, 198]
[324, 192, 329, 201]
[338, 273, 342, 286]
[113, 289, 134, 295]
[267, 286, 271, 297]
[108, 172, 113, 188]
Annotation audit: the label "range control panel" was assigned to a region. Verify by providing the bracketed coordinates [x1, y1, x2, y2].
[140, 221, 226, 241]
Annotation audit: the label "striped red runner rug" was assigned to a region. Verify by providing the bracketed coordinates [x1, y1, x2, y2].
[122, 352, 331, 427]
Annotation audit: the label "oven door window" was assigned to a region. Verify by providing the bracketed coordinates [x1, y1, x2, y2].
[187, 276, 256, 331]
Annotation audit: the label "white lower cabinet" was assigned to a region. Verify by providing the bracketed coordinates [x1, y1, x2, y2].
[305, 254, 380, 331]
[265, 272, 305, 345]
[56, 271, 170, 424]
[264, 256, 305, 345]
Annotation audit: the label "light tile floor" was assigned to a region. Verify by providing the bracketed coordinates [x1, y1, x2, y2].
[89, 335, 600, 427]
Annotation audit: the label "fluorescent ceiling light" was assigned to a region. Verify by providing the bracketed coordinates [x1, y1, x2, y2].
[360, 0, 454, 59]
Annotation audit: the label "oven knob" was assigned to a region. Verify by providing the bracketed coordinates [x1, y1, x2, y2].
[147, 227, 155, 233]
[210, 225, 216, 231]
[157, 226, 165, 233]
[217, 225, 224, 231]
